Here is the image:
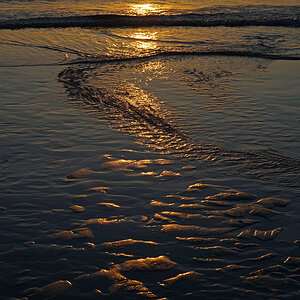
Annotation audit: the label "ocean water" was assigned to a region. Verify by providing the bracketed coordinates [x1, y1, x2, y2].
[0, 1, 300, 299]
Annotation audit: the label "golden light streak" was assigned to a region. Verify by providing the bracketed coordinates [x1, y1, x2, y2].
[130, 4, 161, 15]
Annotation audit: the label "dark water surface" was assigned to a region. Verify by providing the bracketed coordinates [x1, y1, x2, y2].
[0, 1, 299, 299]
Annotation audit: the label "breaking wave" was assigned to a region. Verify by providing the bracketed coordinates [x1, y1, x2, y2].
[1, 5, 299, 30]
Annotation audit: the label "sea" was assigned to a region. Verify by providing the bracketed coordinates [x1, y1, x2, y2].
[0, 0, 299, 299]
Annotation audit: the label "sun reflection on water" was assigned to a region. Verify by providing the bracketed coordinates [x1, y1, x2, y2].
[130, 31, 158, 40]
[129, 31, 158, 51]
[130, 4, 162, 15]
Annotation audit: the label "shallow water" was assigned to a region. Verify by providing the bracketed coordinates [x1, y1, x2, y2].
[0, 1, 300, 299]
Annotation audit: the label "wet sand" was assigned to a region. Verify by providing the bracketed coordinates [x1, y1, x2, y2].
[0, 35, 300, 299]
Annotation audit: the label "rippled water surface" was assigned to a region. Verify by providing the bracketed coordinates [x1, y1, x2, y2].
[1, 0, 299, 20]
[0, 1, 300, 299]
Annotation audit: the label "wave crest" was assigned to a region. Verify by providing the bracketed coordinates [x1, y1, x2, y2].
[1, 7, 299, 30]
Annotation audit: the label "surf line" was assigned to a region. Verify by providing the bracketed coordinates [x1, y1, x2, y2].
[1, 13, 299, 30]
[1, 50, 299, 69]
[61, 51, 300, 65]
